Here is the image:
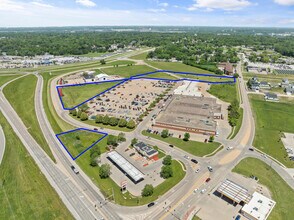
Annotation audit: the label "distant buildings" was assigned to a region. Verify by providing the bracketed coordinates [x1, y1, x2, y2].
[281, 79, 294, 95]
[218, 62, 234, 75]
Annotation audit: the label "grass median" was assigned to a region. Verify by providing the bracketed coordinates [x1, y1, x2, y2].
[142, 130, 220, 157]
[0, 75, 22, 86]
[232, 157, 294, 220]
[0, 112, 73, 220]
[3, 74, 55, 162]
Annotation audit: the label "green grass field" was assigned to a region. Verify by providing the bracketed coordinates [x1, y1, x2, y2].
[208, 84, 238, 104]
[142, 131, 220, 157]
[135, 71, 177, 80]
[129, 52, 149, 60]
[232, 158, 294, 220]
[0, 112, 73, 220]
[102, 65, 155, 77]
[57, 130, 105, 158]
[250, 95, 294, 167]
[0, 75, 22, 86]
[3, 74, 55, 161]
[61, 81, 122, 109]
[146, 61, 213, 73]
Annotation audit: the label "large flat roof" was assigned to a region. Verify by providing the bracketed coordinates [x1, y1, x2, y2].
[242, 192, 276, 220]
[217, 179, 252, 204]
[155, 95, 220, 132]
[107, 151, 144, 183]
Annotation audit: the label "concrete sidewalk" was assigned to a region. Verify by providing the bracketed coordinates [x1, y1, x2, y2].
[0, 126, 5, 166]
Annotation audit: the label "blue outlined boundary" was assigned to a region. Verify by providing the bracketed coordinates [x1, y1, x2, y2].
[56, 128, 108, 160]
[57, 70, 236, 110]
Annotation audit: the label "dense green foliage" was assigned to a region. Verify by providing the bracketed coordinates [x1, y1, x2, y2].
[141, 184, 154, 197]
[0, 31, 292, 57]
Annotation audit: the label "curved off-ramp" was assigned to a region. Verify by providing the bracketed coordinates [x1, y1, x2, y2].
[0, 126, 6, 166]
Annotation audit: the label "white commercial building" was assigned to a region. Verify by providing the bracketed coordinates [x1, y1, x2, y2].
[95, 73, 111, 81]
[174, 81, 202, 97]
[241, 192, 276, 220]
[107, 151, 144, 183]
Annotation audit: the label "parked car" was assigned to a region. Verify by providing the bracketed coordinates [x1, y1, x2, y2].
[200, 189, 207, 194]
[195, 168, 200, 173]
[70, 165, 79, 174]
[207, 166, 213, 172]
[205, 178, 211, 183]
[227, 146, 233, 150]
[129, 153, 135, 157]
[184, 155, 190, 159]
[93, 128, 98, 131]
[191, 159, 198, 164]
[147, 202, 155, 208]
[235, 215, 241, 220]
[193, 188, 199, 193]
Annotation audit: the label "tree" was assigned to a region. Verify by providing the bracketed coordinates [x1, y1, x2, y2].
[118, 132, 126, 142]
[183, 133, 190, 141]
[72, 109, 77, 116]
[161, 129, 169, 138]
[118, 118, 127, 127]
[160, 165, 173, 179]
[141, 184, 154, 197]
[78, 103, 89, 112]
[126, 120, 136, 129]
[163, 155, 172, 166]
[77, 110, 82, 118]
[102, 115, 110, 125]
[233, 73, 239, 78]
[215, 69, 224, 75]
[107, 135, 118, 146]
[109, 117, 119, 126]
[209, 135, 214, 142]
[80, 112, 88, 121]
[131, 138, 138, 146]
[100, 59, 106, 65]
[99, 164, 111, 179]
[95, 115, 103, 124]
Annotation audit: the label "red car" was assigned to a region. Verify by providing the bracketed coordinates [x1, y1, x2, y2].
[205, 178, 211, 183]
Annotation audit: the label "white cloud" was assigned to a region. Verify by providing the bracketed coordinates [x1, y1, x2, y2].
[274, 0, 294, 5]
[279, 18, 294, 24]
[76, 0, 96, 7]
[188, 0, 252, 11]
[0, 0, 24, 11]
[158, 2, 169, 7]
[30, 1, 54, 8]
[147, 8, 166, 13]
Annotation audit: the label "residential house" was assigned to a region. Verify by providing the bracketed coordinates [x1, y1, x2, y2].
[259, 81, 271, 90]
[281, 79, 290, 88]
[285, 85, 294, 95]
[264, 93, 279, 102]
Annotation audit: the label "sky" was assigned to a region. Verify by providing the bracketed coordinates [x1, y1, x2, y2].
[0, 0, 293, 27]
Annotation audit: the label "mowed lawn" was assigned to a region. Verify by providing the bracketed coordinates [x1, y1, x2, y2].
[208, 84, 238, 104]
[3, 74, 55, 161]
[57, 130, 105, 158]
[0, 75, 21, 86]
[135, 71, 177, 80]
[0, 112, 73, 220]
[129, 52, 149, 60]
[232, 158, 294, 220]
[142, 131, 220, 157]
[102, 65, 155, 78]
[250, 95, 294, 167]
[61, 80, 122, 109]
[146, 61, 213, 73]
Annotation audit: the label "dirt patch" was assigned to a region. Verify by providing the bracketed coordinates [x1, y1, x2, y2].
[219, 149, 241, 165]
